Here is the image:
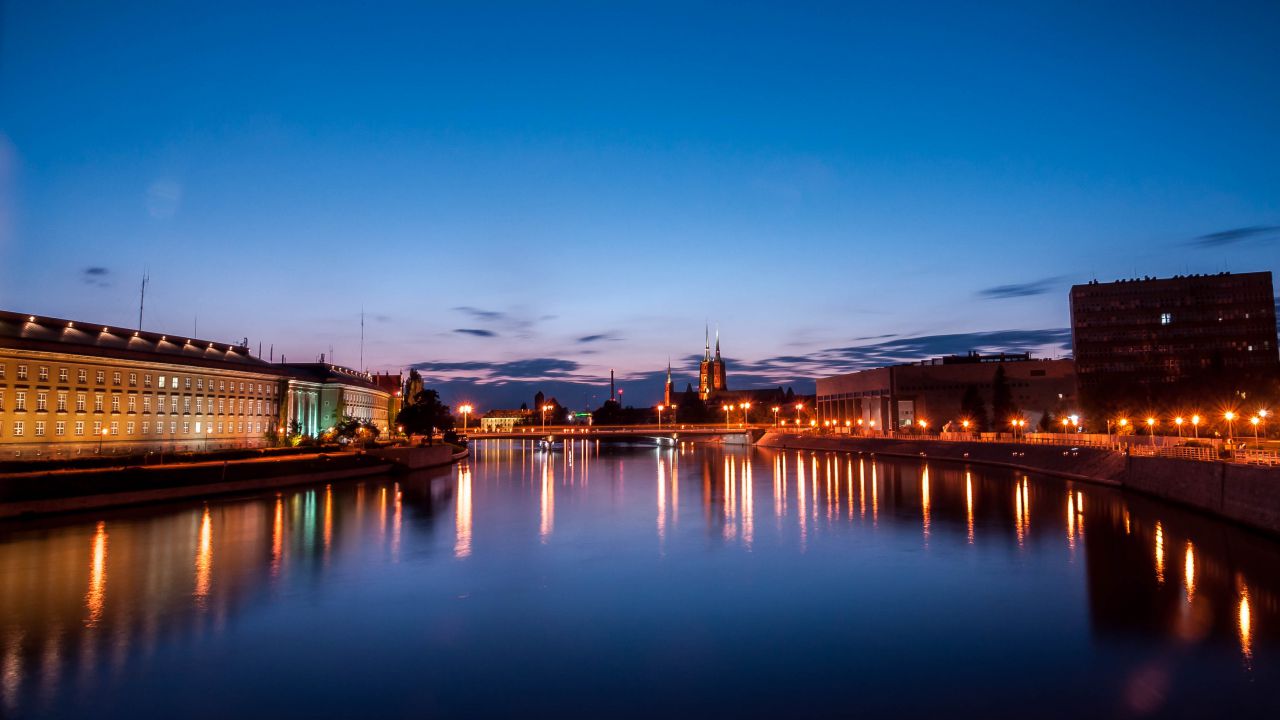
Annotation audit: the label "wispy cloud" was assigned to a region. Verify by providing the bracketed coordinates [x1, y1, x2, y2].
[81, 266, 111, 288]
[976, 276, 1065, 300]
[1190, 225, 1280, 247]
[453, 328, 497, 338]
[576, 332, 618, 344]
[450, 305, 549, 339]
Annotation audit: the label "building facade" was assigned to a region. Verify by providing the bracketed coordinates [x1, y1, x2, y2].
[697, 328, 728, 400]
[1070, 272, 1279, 407]
[816, 353, 1077, 430]
[0, 310, 391, 460]
[479, 409, 531, 432]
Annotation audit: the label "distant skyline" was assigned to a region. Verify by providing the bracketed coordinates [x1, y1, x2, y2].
[2, 2, 1278, 409]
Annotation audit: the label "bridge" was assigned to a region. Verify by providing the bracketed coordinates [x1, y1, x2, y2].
[464, 424, 766, 446]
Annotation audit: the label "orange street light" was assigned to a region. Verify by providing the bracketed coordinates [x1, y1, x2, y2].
[656, 403, 665, 427]
[1225, 411, 1236, 440]
[771, 406, 780, 427]
[1174, 416, 1184, 438]
[722, 404, 732, 429]
[1191, 414, 1201, 439]
[459, 403, 473, 432]
[961, 419, 970, 431]
[1251, 415, 1261, 442]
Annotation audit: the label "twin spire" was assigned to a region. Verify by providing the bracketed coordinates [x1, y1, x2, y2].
[703, 324, 721, 361]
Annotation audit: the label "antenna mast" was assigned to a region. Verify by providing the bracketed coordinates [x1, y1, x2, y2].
[137, 269, 149, 330]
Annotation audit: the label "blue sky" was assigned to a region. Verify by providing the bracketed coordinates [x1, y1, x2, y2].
[2, 1, 1278, 409]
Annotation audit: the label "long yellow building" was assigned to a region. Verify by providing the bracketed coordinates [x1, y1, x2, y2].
[0, 310, 392, 460]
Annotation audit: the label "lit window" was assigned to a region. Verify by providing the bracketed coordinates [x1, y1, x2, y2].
[17, 365, 27, 380]
[126, 421, 135, 435]
[36, 392, 47, 411]
[38, 366, 48, 381]
[55, 421, 65, 436]
[76, 393, 86, 412]
[34, 421, 45, 437]
[113, 371, 121, 385]
[13, 421, 23, 436]
[1159, 312, 1172, 325]
[95, 370, 104, 384]
[78, 369, 87, 383]
[110, 422, 119, 436]
[57, 392, 67, 411]
[15, 391, 25, 411]
[59, 368, 68, 382]
[94, 394, 103, 412]
[75, 421, 84, 436]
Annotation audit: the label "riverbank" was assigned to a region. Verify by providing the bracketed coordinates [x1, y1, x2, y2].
[0, 443, 465, 519]
[757, 431, 1280, 536]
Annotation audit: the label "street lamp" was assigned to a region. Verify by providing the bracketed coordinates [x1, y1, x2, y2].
[1146, 417, 1156, 446]
[1225, 411, 1236, 441]
[98, 427, 109, 454]
[1191, 414, 1200, 439]
[794, 402, 804, 424]
[1174, 416, 1184, 438]
[722, 404, 731, 429]
[1251, 416, 1261, 443]
[459, 404, 473, 432]
[541, 403, 553, 430]
[961, 419, 971, 433]
[656, 404, 664, 427]
[739, 402, 751, 426]
[1260, 408, 1270, 439]
[771, 406, 780, 427]
[670, 404, 678, 426]
[1069, 414, 1080, 432]
[918, 419, 928, 433]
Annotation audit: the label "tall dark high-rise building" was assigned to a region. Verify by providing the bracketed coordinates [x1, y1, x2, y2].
[698, 327, 728, 400]
[1069, 271, 1279, 409]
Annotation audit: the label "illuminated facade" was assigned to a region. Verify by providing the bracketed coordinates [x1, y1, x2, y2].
[698, 327, 728, 400]
[0, 310, 390, 459]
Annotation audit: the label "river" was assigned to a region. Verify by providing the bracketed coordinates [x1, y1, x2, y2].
[0, 439, 1276, 718]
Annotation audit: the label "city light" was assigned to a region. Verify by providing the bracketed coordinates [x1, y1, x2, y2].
[459, 404, 474, 432]
[771, 406, 780, 427]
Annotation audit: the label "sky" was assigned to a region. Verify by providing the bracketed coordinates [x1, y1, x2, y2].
[1, 1, 1278, 410]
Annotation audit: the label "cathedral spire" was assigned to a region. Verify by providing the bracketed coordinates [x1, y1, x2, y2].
[704, 324, 711, 361]
[714, 326, 721, 360]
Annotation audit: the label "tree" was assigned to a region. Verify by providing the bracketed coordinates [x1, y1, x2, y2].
[959, 384, 988, 432]
[396, 388, 454, 444]
[991, 365, 1018, 426]
[1038, 410, 1057, 432]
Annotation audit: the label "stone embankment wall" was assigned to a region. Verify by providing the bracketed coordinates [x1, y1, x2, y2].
[757, 432, 1280, 535]
[367, 444, 459, 470]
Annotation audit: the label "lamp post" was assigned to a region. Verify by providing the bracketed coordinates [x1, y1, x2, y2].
[794, 402, 804, 425]
[656, 404, 664, 428]
[541, 403, 552, 430]
[670, 403, 677, 426]
[1251, 416, 1261, 444]
[722, 404, 731, 430]
[1225, 411, 1236, 441]
[740, 402, 751, 426]
[1146, 417, 1156, 446]
[771, 406, 780, 427]
[98, 427, 108, 454]
[459, 404, 473, 432]
[1260, 409, 1270, 439]
[1069, 414, 1079, 433]
[1191, 414, 1200, 439]
[961, 419, 970, 435]
[1174, 416, 1183, 438]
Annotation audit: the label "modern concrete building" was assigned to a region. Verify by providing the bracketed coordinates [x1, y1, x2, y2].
[815, 353, 1077, 431]
[0, 310, 391, 459]
[1070, 272, 1279, 406]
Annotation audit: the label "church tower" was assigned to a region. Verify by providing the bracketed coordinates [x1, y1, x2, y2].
[698, 326, 713, 400]
[712, 329, 728, 393]
[663, 358, 674, 406]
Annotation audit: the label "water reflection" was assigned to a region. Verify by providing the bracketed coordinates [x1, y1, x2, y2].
[0, 444, 1278, 717]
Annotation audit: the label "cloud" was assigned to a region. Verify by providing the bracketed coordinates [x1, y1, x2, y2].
[450, 305, 548, 339]
[1190, 225, 1280, 247]
[81, 266, 111, 288]
[576, 332, 619, 344]
[453, 328, 497, 338]
[453, 306, 506, 322]
[976, 276, 1065, 300]
[412, 358, 582, 382]
[145, 179, 182, 219]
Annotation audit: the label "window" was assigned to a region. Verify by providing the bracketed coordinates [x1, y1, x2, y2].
[15, 391, 25, 411]
[95, 370, 105, 384]
[78, 369, 87, 384]
[36, 392, 47, 411]
[195, 421, 202, 433]
[182, 421, 190, 434]
[59, 368, 68, 382]
[141, 421, 149, 434]
[129, 372, 137, 386]
[0, 389, 5, 410]
[184, 377, 191, 389]
[218, 399, 225, 414]
[128, 396, 136, 412]
[144, 374, 152, 387]
[126, 421, 135, 435]
[34, 421, 45, 437]
[1160, 312, 1172, 325]
[13, 421, 23, 436]
[219, 380, 225, 392]
[143, 397, 151, 413]
[17, 365, 28, 380]
[111, 395, 120, 412]
[110, 421, 119, 436]
[197, 398, 204, 414]
[183, 397, 191, 414]
[158, 376, 166, 389]
[0, 364, 5, 379]
[169, 421, 177, 435]
[38, 366, 48, 381]
[112, 371, 121, 385]
[217, 422, 224, 433]
[76, 393, 86, 412]
[75, 421, 84, 436]
[94, 394, 103, 412]
[55, 421, 65, 436]
[197, 378, 203, 390]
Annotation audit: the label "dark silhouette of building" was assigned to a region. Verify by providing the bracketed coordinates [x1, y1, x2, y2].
[1069, 272, 1279, 411]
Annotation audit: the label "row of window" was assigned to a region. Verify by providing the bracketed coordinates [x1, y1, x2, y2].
[0, 363, 275, 397]
[0, 419, 268, 438]
[0, 390, 276, 415]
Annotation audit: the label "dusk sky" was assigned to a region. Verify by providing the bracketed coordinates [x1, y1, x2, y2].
[2, 1, 1278, 409]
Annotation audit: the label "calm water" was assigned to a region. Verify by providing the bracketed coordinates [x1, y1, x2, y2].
[1, 440, 1277, 718]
